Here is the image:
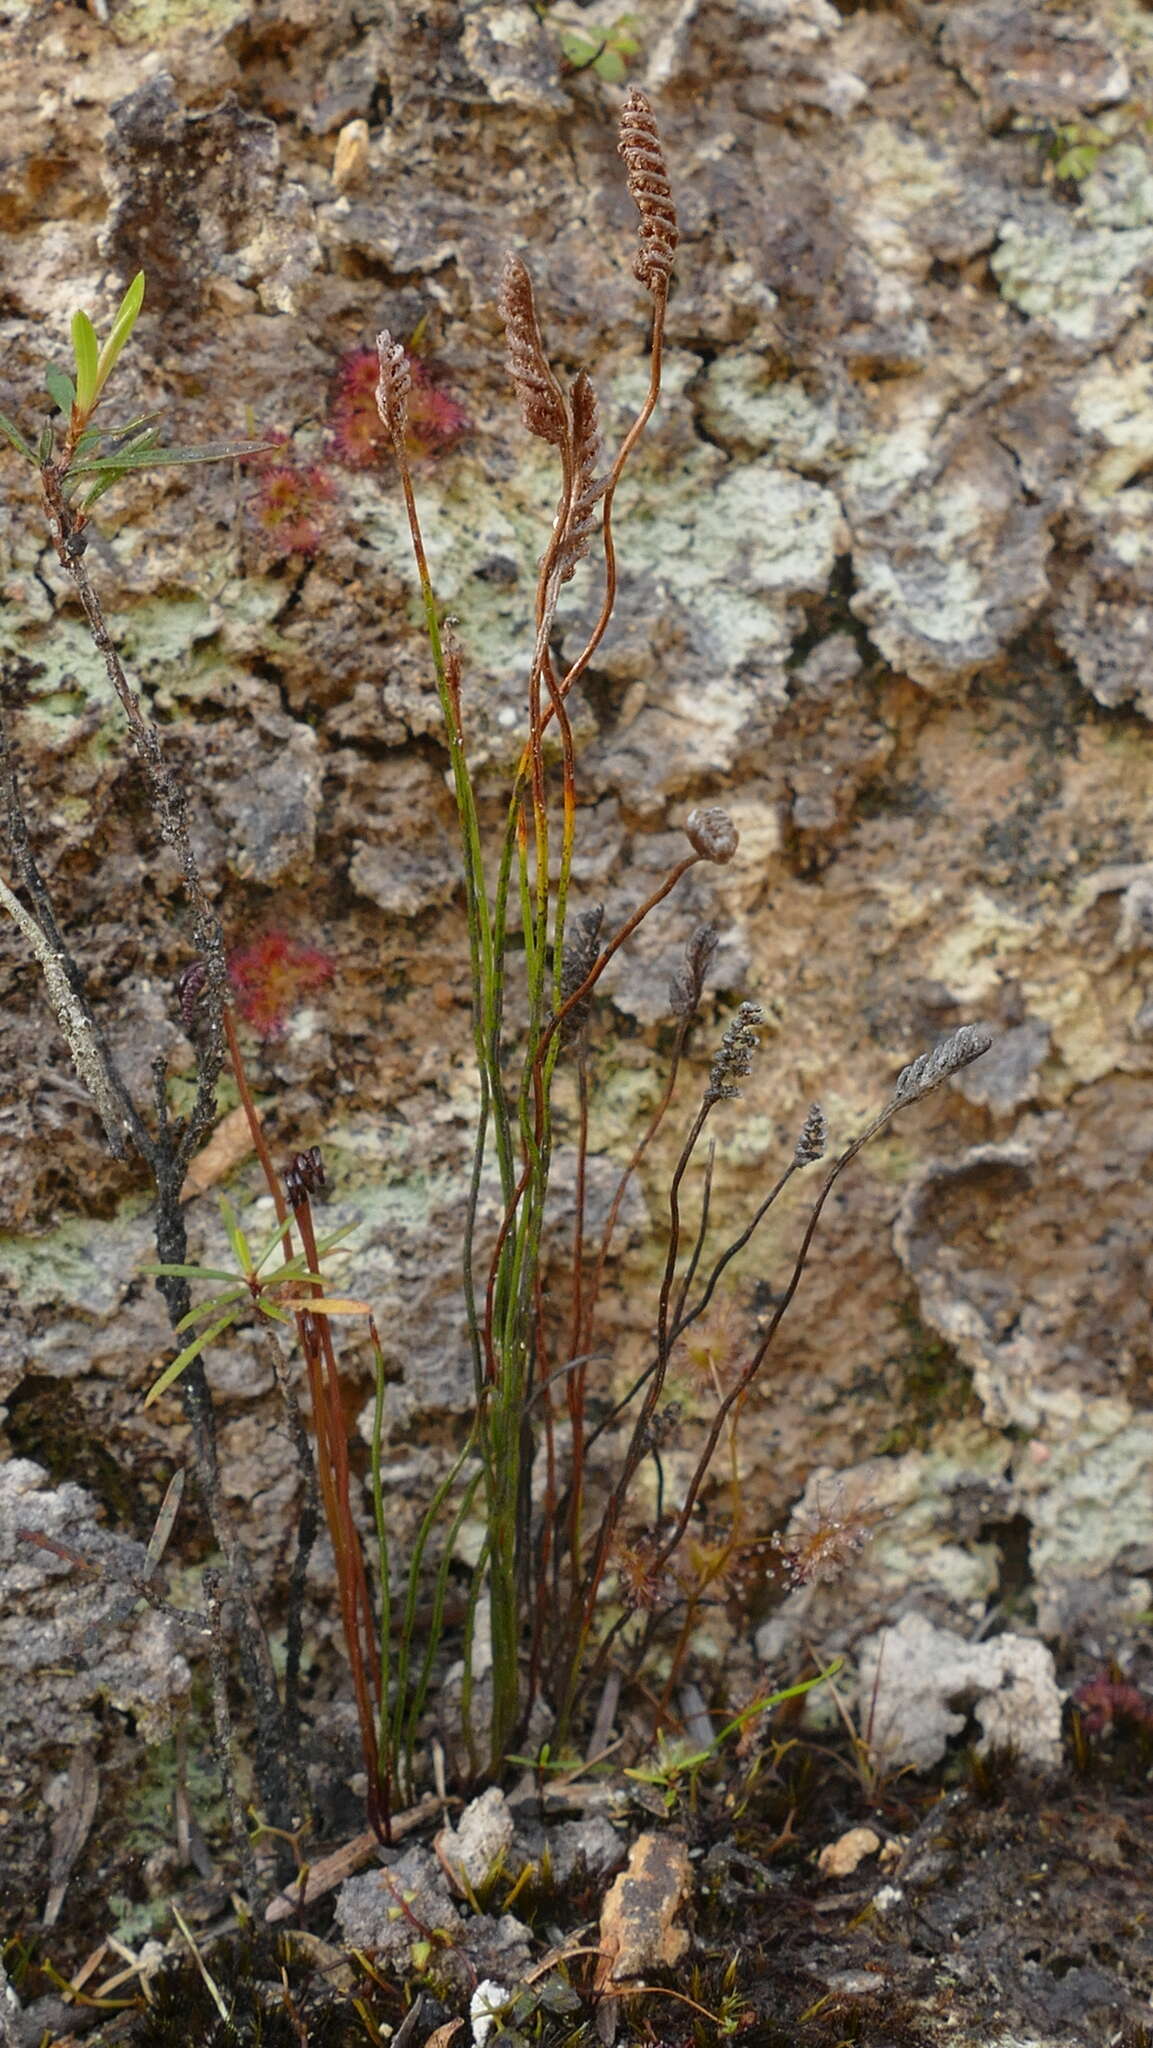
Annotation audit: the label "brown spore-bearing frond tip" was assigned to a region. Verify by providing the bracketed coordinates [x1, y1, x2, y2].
[499, 254, 568, 448]
[685, 805, 738, 863]
[285, 1145, 326, 1210]
[618, 88, 679, 295]
[177, 959, 209, 1029]
[669, 921, 718, 1019]
[794, 1103, 828, 1167]
[705, 1000, 763, 1103]
[375, 331, 411, 442]
[892, 1022, 993, 1108]
[558, 370, 604, 584]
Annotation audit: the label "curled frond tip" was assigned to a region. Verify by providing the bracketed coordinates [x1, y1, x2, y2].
[618, 87, 679, 296]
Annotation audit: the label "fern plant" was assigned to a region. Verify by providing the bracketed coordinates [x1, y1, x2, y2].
[378, 86, 993, 1773]
[0, 90, 992, 1883]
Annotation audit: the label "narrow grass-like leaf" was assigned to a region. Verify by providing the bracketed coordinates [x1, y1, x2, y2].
[79, 473, 133, 511]
[144, 1312, 240, 1405]
[263, 1259, 353, 1291]
[217, 1193, 254, 1275]
[71, 311, 100, 415]
[67, 437, 275, 476]
[172, 1287, 247, 1332]
[255, 1301, 294, 1325]
[312, 1223, 360, 1256]
[624, 1664, 841, 1783]
[140, 1260, 241, 1285]
[71, 411, 163, 457]
[242, 1212, 297, 1276]
[0, 412, 37, 464]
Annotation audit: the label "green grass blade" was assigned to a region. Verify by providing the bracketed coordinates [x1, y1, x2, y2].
[257, 1300, 296, 1325]
[172, 1288, 247, 1332]
[67, 437, 275, 476]
[248, 1211, 299, 1275]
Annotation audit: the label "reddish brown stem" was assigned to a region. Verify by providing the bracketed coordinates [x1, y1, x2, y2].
[293, 1190, 389, 1841]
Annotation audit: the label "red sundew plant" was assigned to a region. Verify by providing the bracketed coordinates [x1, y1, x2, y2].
[247, 458, 337, 558]
[228, 932, 336, 1039]
[770, 1482, 886, 1591]
[1073, 1670, 1153, 1738]
[328, 345, 469, 469]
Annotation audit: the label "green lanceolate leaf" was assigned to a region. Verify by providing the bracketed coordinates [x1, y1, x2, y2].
[71, 310, 100, 416]
[93, 271, 145, 403]
[244, 1210, 298, 1277]
[141, 1260, 244, 1285]
[44, 364, 76, 417]
[144, 1309, 240, 1406]
[217, 1192, 255, 1275]
[67, 436, 276, 477]
[0, 412, 37, 464]
[78, 471, 136, 511]
[71, 410, 164, 456]
[172, 1287, 249, 1332]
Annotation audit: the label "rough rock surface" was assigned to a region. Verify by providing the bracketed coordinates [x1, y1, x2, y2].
[2, 0, 1153, 2038]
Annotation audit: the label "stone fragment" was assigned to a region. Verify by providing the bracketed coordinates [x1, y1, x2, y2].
[459, 5, 568, 111]
[858, 1611, 1063, 1771]
[0, 1461, 191, 1751]
[332, 119, 369, 192]
[818, 1825, 881, 1878]
[335, 1844, 464, 1961]
[209, 713, 323, 885]
[468, 1981, 508, 2047]
[335, 1843, 531, 1989]
[595, 1832, 692, 1985]
[438, 1786, 516, 1894]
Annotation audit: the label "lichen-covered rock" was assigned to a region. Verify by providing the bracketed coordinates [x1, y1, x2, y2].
[0, 1459, 191, 1750]
[941, 6, 1131, 126]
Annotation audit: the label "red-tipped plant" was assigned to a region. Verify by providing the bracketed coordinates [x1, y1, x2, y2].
[228, 931, 336, 1039]
[329, 344, 469, 470]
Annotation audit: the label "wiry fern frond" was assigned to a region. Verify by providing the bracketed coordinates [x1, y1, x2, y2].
[618, 87, 679, 295]
[557, 370, 603, 583]
[499, 254, 569, 448]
